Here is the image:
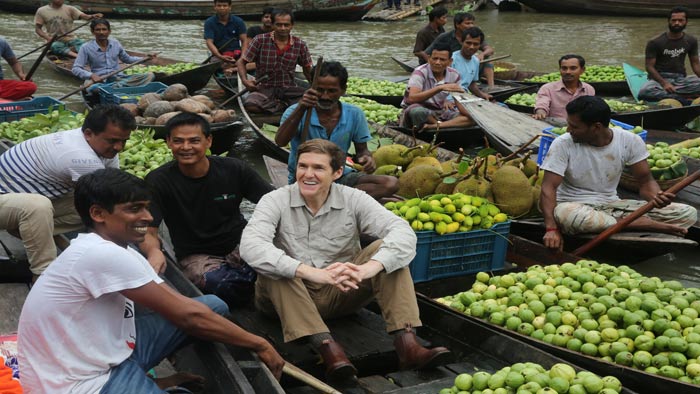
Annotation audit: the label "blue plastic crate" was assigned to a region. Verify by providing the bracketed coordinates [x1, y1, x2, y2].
[536, 120, 648, 166]
[98, 82, 168, 105]
[409, 221, 510, 283]
[0, 97, 65, 122]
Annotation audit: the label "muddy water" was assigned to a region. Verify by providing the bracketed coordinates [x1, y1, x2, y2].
[0, 7, 698, 278]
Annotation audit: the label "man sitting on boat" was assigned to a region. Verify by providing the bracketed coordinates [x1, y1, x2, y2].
[0, 105, 134, 282]
[18, 168, 284, 393]
[204, 0, 248, 75]
[72, 19, 155, 91]
[276, 61, 399, 200]
[246, 7, 274, 41]
[533, 54, 595, 123]
[426, 12, 496, 88]
[540, 96, 697, 250]
[451, 27, 493, 101]
[34, 0, 103, 59]
[240, 139, 451, 381]
[638, 6, 700, 102]
[139, 112, 273, 308]
[0, 38, 37, 100]
[400, 42, 474, 131]
[413, 6, 447, 66]
[237, 9, 313, 114]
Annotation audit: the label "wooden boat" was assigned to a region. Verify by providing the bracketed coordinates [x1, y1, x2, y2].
[80, 91, 244, 155]
[45, 51, 219, 94]
[213, 72, 238, 96]
[516, 0, 700, 18]
[0, 0, 380, 21]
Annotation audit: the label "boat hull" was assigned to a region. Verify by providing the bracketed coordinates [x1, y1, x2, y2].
[518, 0, 700, 17]
[0, 0, 379, 21]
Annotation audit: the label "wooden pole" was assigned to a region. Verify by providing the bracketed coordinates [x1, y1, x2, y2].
[24, 35, 58, 81]
[215, 75, 269, 109]
[58, 56, 153, 101]
[17, 21, 91, 60]
[300, 56, 324, 143]
[572, 169, 700, 256]
[282, 363, 342, 394]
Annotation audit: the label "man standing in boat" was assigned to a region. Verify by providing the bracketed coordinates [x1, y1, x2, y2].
[0, 38, 37, 100]
[539, 96, 696, 251]
[413, 6, 447, 66]
[240, 139, 451, 381]
[638, 6, 700, 102]
[204, 0, 248, 72]
[72, 19, 155, 89]
[0, 105, 135, 282]
[139, 112, 273, 308]
[236, 9, 313, 114]
[400, 42, 474, 131]
[533, 54, 595, 124]
[451, 27, 493, 101]
[276, 61, 399, 200]
[426, 13, 496, 88]
[18, 168, 284, 393]
[34, 0, 103, 59]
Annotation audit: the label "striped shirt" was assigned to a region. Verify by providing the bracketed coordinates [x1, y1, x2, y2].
[0, 128, 118, 198]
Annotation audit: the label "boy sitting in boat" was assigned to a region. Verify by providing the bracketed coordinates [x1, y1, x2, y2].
[139, 112, 273, 308]
[236, 9, 313, 114]
[533, 54, 595, 124]
[400, 42, 474, 131]
[638, 6, 700, 102]
[539, 96, 697, 251]
[450, 27, 493, 101]
[34, 0, 103, 59]
[240, 139, 451, 381]
[276, 61, 399, 200]
[18, 168, 284, 393]
[204, 0, 248, 76]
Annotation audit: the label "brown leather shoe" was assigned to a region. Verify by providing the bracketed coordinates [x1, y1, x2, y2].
[394, 327, 452, 370]
[318, 340, 357, 381]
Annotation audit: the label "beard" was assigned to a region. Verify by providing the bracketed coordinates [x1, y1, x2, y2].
[669, 23, 686, 33]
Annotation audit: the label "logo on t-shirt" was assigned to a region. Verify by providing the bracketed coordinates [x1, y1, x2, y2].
[126, 334, 136, 350]
[124, 302, 134, 319]
[214, 193, 236, 201]
[663, 48, 686, 58]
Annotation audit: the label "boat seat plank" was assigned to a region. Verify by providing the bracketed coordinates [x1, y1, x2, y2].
[385, 366, 455, 387]
[0, 283, 29, 334]
[357, 375, 401, 393]
[383, 376, 456, 393]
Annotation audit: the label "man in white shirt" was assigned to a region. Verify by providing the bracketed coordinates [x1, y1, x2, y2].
[18, 168, 284, 393]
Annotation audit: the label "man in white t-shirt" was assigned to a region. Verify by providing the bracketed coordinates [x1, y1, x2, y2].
[540, 96, 697, 250]
[0, 105, 134, 281]
[18, 168, 284, 394]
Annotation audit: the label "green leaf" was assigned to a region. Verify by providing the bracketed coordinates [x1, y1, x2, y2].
[458, 161, 470, 174]
[477, 148, 497, 158]
[443, 177, 457, 184]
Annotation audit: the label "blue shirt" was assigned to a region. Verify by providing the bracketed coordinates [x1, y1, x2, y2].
[451, 50, 480, 91]
[0, 38, 16, 80]
[204, 14, 247, 52]
[72, 38, 142, 80]
[281, 102, 372, 183]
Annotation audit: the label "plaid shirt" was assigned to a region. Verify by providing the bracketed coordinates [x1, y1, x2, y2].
[242, 32, 312, 87]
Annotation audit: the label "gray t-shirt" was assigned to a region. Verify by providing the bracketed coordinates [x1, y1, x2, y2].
[646, 32, 699, 75]
[541, 128, 648, 205]
[0, 38, 16, 80]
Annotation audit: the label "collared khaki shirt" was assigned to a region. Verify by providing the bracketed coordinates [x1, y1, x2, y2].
[240, 183, 417, 279]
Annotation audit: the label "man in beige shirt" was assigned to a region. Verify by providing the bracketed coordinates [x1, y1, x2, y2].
[34, 0, 103, 58]
[240, 139, 450, 381]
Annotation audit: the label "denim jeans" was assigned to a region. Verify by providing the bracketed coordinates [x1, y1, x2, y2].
[100, 295, 229, 394]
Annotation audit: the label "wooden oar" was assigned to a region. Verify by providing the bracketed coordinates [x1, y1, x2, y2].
[58, 55, 153, 101]
[201, 36, 240, 64]
[17, 21, 91, 61]
[300, 56, 324, 143]
[283, 363, 342, 394]
[215, 74, 269, 109]
[572, 169, 700, 256]
[479, 53, 511, 64]
[24, 35, 58, 81]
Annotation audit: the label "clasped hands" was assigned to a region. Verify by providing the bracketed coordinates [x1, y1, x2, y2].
[317, 260, 384, 292]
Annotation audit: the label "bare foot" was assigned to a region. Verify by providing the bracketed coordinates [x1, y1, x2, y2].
[626, 216, 688, 237]
[154, 371, 205, 392]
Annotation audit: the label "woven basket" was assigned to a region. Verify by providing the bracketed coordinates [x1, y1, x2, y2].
[618, 168, 688, 192]
[493, 61, 517, 80]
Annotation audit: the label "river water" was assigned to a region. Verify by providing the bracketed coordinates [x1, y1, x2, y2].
[0, 7, 698, 284]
